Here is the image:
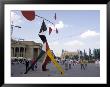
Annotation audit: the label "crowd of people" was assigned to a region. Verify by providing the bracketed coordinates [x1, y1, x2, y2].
[11, 58, 26, 64]
[62, 59, 88, 70]
[56, 58, 99, 71]
[11, 57, 100, 74]
[11, 57, 38, 73]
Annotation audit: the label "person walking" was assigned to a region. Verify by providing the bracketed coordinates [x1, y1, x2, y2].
[73, 60, 75, 66]
[25, 59, 29, 73]
[80, 59, 85, 70]
[84, 59, 88, 69]
[95, 59, 100, 68]
[35, 63, 38, 71]
[31, 58, 35, 71]
[65, 59, 68, 70]
[69, 60, 72, 69]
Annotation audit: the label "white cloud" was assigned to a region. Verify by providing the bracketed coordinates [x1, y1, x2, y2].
[11, 11, 23, 25]
[47, 21, 64, 31]
[64, 40, 84, 47]
[55, 21, 64, 29]
[80, 30, 99, 38]
[49, 41, 59, 46]
[48, 41, 62, 56]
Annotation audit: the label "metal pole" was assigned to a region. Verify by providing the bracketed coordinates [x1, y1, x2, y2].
[11, 22, 21, 39]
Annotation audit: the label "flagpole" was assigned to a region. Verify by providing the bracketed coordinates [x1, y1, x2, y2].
[11, 21, 14, 38]
[11, 21, 22, 42]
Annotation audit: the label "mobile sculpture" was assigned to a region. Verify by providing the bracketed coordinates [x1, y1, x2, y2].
[21, 11, 64, 75]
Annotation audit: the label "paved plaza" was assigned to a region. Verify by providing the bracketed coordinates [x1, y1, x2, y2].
[11, 62, 100, 77]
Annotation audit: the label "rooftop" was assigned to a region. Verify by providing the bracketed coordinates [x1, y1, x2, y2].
[11, 39, 42, 46]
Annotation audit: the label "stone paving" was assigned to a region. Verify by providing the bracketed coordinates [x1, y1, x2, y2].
[11, 62, 100, 77]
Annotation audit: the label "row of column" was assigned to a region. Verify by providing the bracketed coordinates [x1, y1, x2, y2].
[11, 47, 26, 57]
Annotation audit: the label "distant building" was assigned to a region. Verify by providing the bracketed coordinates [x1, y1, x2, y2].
[60, 50, 79, 59]
[11, 39, 42, 60]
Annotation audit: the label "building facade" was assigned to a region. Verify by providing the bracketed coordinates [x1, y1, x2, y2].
[11, 39, 42, 60]
[60, 50, 79, 59]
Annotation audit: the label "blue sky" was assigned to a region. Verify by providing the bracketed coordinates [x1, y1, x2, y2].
[11, 10, 100, 56]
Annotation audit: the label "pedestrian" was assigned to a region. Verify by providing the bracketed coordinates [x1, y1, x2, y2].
[95, 59, 99, 68]
[68, 60, 72, 69]
[80, 59, 85, 70]
[84, 60, 88, 69]
[65, 59, 68, 70]
[73, 60, 75, 66]
[31, 58, 35, 71]
[62, 59, 65, 65]
[35, 63, 38, 71]
[25, 59, 29, 73]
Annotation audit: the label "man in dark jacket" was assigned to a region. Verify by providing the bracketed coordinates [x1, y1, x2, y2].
[25, 59, 29, 72]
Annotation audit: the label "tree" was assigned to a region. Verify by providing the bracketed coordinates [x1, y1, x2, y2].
[80, 51, 83, 59]
[93, 49, 100, 60]
[85, 55, 89, 60]
[89, 48, 92, 60]
[83, 50, 89, 60]
[65, 55, 69, 59]
[74, 55, 79, 61]
[84, 49, 87, 59]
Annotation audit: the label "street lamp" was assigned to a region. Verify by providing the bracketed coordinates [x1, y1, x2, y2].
[11, 22, 22, 38]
